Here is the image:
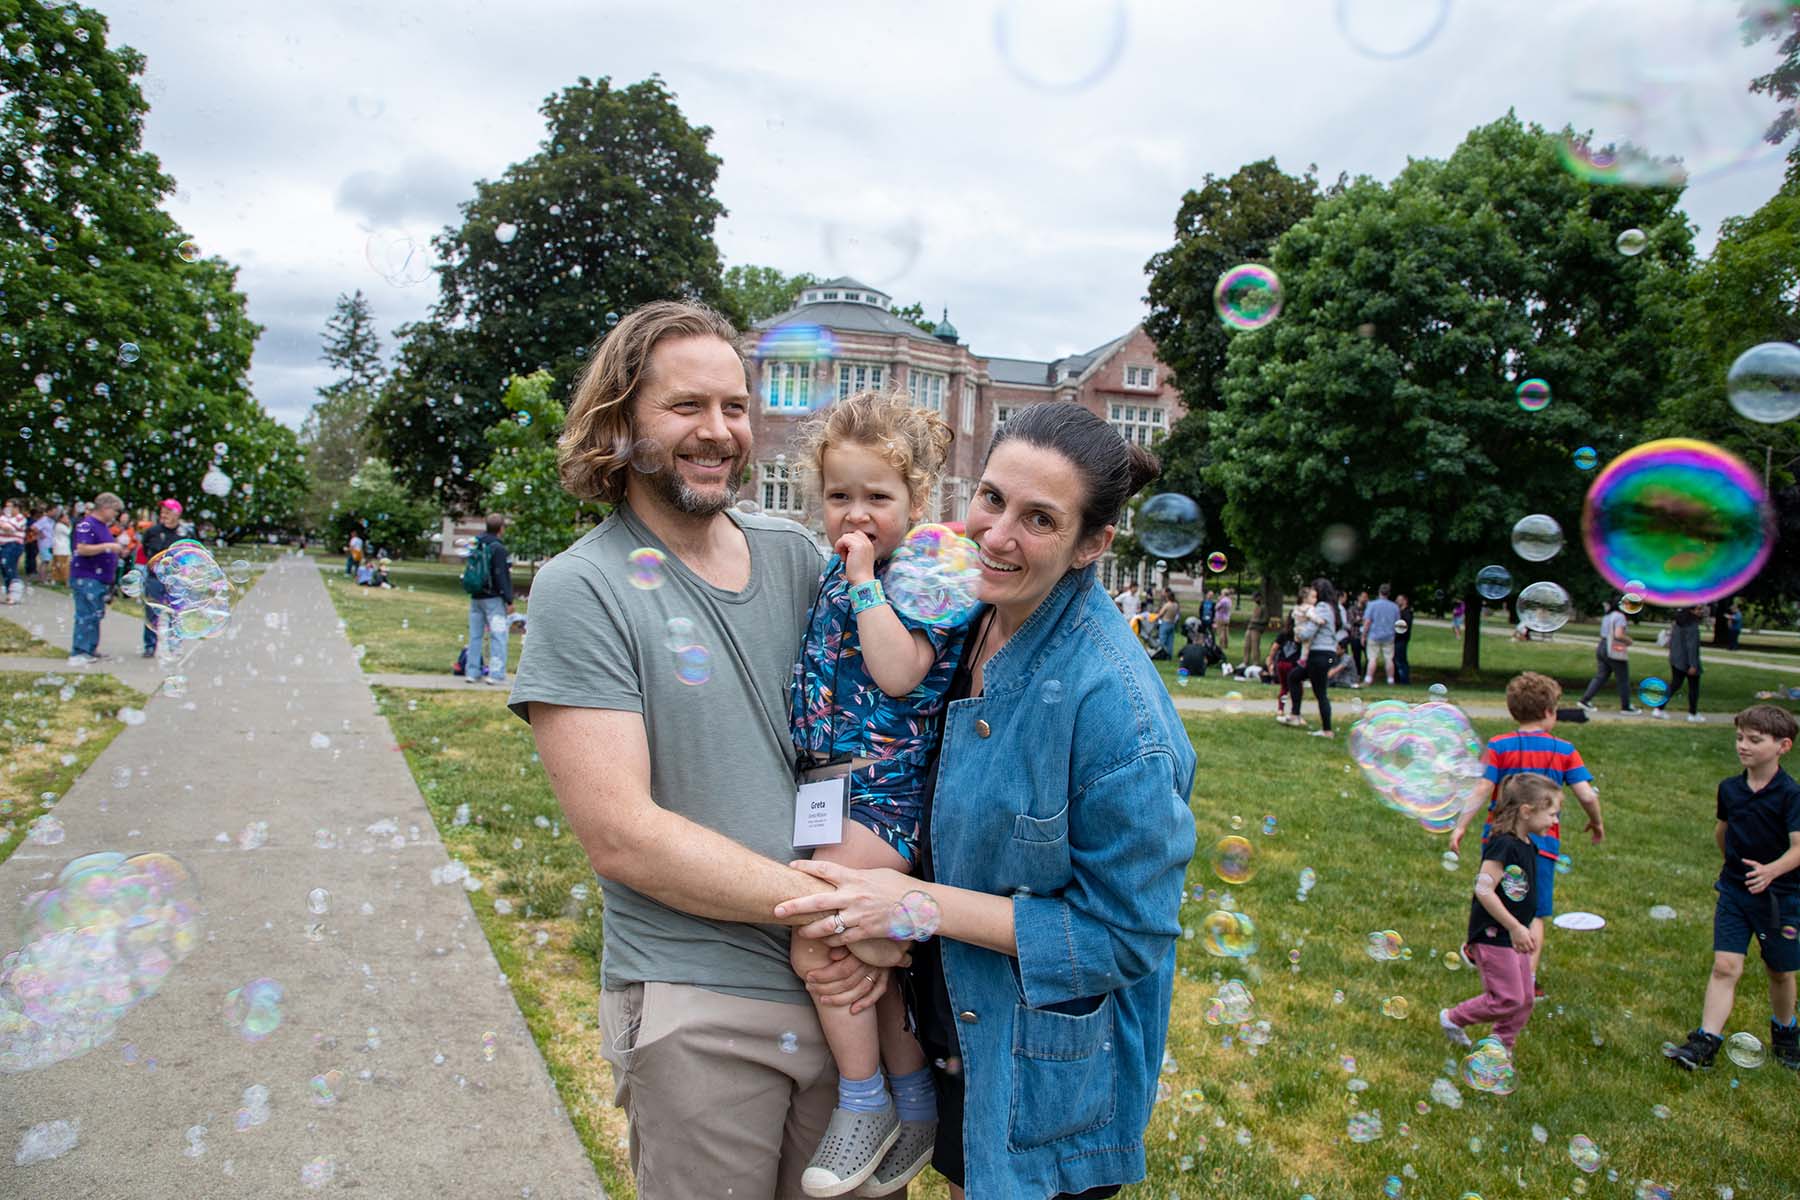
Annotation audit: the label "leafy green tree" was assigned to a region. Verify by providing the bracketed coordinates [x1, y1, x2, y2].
[1746, 0, 1800, 175]
[328, 459, 439, 559]
[374, 75, 732, 511]
[1205, 114, 1694, 673]
[723, 265, 815, 323]
[1142, 160, 1337, 610]
[471, 372, 595, 584]
[0, 3, 304, 534]
[891, 302, 937, 334]
[300, 290, 385, 530]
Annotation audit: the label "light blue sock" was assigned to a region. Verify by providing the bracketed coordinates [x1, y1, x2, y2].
[889, 1066, 937, 1122]
[1775, 1014, 1798, 1029]
[837, 1069, 889, 1114]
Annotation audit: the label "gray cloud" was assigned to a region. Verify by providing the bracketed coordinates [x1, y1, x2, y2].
[335, 154, 478, 228]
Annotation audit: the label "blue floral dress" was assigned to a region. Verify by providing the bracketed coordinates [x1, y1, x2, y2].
[789, 554, 970, 862]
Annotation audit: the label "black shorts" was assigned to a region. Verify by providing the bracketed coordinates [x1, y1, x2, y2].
[1713, 882, 1800, 972]
[925, 1055, 1121, 1198]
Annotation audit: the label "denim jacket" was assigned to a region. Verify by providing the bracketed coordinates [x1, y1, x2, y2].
[930, 565, 1198, 1198]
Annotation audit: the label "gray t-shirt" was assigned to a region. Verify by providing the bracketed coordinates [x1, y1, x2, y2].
[509, 503, 823, 1004]
[1364, 597, 1399, 642]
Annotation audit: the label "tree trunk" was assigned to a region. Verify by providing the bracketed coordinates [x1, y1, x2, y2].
[1710, 597, 1731, 647]
[1460, 583, 1482, 675]
[1260, 571, 1281, 625]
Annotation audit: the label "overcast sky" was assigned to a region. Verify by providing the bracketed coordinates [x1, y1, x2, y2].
[98, 0, 1795, 431]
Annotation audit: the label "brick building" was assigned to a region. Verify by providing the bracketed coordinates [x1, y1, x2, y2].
[746, 276, 1183, 592]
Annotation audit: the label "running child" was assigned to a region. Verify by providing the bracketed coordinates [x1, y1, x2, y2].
[1440, 774, 1561, 1051]
[1447, 671, 1606, 997]
[787, 390, 965, 1196]
[1664, 704, 1800, 1071]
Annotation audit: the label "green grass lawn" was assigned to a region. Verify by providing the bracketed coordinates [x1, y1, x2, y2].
[0, 619, 55, 655]
[322, 559, 529, 675]
[377, 686, 1800, 1199]
[0, 668, 147, 869]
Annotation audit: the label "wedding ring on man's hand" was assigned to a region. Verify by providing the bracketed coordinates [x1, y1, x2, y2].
[863, 973, 875, 984]
[829, 913, 847, 935]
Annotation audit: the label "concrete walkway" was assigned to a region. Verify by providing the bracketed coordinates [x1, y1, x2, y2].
[0, 558, 602, 1198]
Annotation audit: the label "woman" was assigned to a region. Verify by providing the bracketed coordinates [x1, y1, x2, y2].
[1285, 578, 1339, 737]
[50, 508, 72, 585]
[1655, 604, 1706, 723]
[0, 498, 25, 603]
[1267, 610, 1301, 720]
[1577, 598, 1635, 714]
[775, 402, 1197, 1200]
[1153, 587, 1179, 661]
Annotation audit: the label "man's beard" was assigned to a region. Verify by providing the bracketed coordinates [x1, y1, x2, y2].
[643, 449, 741, 517]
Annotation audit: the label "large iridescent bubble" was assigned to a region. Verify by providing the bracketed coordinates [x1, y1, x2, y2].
[146, 539, 235, 644]
[884, 524, 981, 627]
[1, 852, 204, 1072]
[1580, 438, 1775, 606]
[1348, 701, 1485, 833]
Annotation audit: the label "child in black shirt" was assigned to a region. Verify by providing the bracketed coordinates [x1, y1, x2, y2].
[1665, 704, 1800, 1071]
[1441, 774, 1561, 1051]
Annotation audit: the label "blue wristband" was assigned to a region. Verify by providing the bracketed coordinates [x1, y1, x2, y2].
[849, 579, 887, 614]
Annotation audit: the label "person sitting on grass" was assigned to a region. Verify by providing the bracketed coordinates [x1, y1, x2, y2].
[355, 559, 375, 586]
[372, 557, 392, 588]
[1664, 704, 1800, 1072]
[1447, 671, 1606, 1001]
[1439, 773, 1561, 1055]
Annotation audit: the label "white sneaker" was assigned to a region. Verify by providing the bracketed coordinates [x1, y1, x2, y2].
[1647, 708, 1669, 720]
[1686, 713, 1707, 723]
[66, 653, 96, 665]
[1440, 1008, 1472, 1048]
[1577, 700, 1597, 713]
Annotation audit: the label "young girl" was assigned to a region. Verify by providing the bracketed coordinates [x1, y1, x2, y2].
[1441, 774, 1561, 1053]
[788, 390, 966, 1197]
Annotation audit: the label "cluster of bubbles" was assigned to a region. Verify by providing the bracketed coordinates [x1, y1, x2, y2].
[1, 852, 203, 1072]
[1295, 866, 1317, 903]
[1581, 438, 1775, 606]
[1460, 1035, 1516, 1095]
[884, 524, 981, 628]
[1203, 979, 1255, 1025]
[1509, 514, 1563, 563]
[1348, 700, 1485, 832]
[1201, 909, 1258, 959]
[140, 539, 236, 643]
[1211, 835, 1256, 884]
[1365, 929, 1409, 962]
[1137, 494, 1205, 559]
[1213, 264, 1283, 331]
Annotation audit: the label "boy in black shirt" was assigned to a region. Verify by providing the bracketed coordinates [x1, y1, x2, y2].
[1665, 705, 1800, 1071]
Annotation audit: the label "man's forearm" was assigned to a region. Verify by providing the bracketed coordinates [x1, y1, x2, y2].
[581, 805, 825, 926]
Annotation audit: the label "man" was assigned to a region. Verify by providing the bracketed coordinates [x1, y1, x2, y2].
[1199, 588, 1217, 639]
[346, 529, 363, 577]
[1362, 583, 1401, 686]
[1114, 579, 1140, 621]
[1394, 592, 1415, 684]
[68, 492, 125, 665]
[20, 504, 40, 584]
[465, 514, 516, 686]
[139, 499, 185, 657]
[1214, 588, 1233, 652]
[509, 301, 902, 1199]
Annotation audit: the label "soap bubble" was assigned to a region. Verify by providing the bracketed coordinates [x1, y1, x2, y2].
[117, 342, 139, 365]
[992, 0, 1129, 93]
[226, 560, 251, 584]
[1320, 523, 1359, 564]
[1638, 677, 1670, 708]
[1581, 438, 1774, 606]
[1510, 514, 1563, 562]
[1461, 1036, 1516, 1094]
[1648, 904, 1677, 920]
[33, 372, 52, 394]
[306, 888, 331, 916]
[672, 645, 712, 686]
[1569, 1134, 1602, 1173]
[1201, 910, 1258, 958]
[1347, 1111, 1384, 1143]
[1393, 618, 1408, 635]
[177, 239, 201, 262]
[1136, 494, 1205, 559]
[364, 229, 435, 287]
[755, 323, 839, 364]
[1348, 700, 1485, 832]
[1381, 995, 1410, 1019]
[1475, 565, 1513, 601]
[223, 978, 285, 1042]
[27, 815, 65, 845]
[1574, 446, 1599, 471]
[119, 567, 145, 598]
[145, 540, 234, 643]
[1365, 929, 1407, 961]
[1041, 679, 1064, 705]
[1514, 379, 1552, 412]
[494, 222, 519, 244]
[1724, 1031, 1765, 1069]
[626, 547, 666, 590]
[664, 617, 697, 650]
[1206, 552, 1228, 574]
[885, 523, 981, 627]
[628, 438, 668, 474]
[1615, 228, 1648, 257]
[1336, 0, 1450, 59]
[1212, 264, 1283, 331]
[1211, 835, 1256, 884]
[778, 1030, 799, 1054]
[1517, 582, 1573, 633]
[1, 852, 203, 1072]
[1441, 850, 1460, 872]
[1620, 590, 1645, 615]
[1725, 342, 1800, 426]
[301, 1157, 336, 1189]
[1500, 864, 1529, 902]
[1427, 683, 1448, 698]
[200, 467, 232, 497]
[1206, 979, 1255, 1024]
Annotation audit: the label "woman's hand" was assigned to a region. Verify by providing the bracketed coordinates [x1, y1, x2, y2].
[775, 859, 913, 945]
[804, 945, 892, 1015]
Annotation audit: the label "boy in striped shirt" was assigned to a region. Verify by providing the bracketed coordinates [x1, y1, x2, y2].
[1449, 671, 1607, 998]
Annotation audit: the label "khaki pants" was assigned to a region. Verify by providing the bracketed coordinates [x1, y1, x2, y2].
[52, 554, 69, 584]
[601, 981, 837, 1200]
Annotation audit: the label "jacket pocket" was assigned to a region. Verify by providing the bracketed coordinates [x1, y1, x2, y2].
[1009, 806, 1071, 896]
[1012, 806, 1069, 843]
[1006, 994, 1117, 1151]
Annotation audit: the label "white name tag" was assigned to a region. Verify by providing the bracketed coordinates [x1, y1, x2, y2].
[793, 775, 847, 848]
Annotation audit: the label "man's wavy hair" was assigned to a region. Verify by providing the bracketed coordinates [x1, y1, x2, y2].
[558, 301, 746, 505]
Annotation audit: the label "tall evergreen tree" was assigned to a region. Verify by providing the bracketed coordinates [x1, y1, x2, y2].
[301, 291, 384, 486]
[0, 2, 305, 532]
[373, 75, 732, 510]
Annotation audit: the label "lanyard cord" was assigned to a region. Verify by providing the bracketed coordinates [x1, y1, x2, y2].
[796, 559, 851, 769]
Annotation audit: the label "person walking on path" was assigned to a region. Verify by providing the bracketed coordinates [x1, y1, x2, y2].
[1395, 593, 1414, 684]
[67, 492, 124, 664]
[50, 507, 72, 585]
[137, 499, 185, 657]
[463, 513, 516, 686]
[511, 301, 898, 1199]
[1654, 604, 1707, 723]
[1214, 588, 1233, 652]
[1578, 598, 1637, 714]
[1362, 584, 1400, 686]
[0, 498, 26, 603]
